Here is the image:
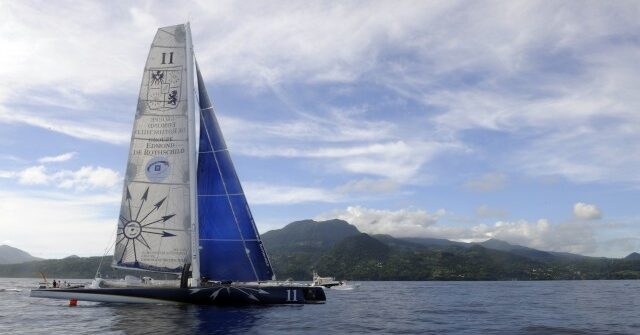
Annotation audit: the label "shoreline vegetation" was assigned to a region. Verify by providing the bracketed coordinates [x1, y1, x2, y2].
[3, 220, 640, 280]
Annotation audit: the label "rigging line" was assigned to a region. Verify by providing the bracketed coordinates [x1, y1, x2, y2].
[248, 215, 274, 273]
[200, 105, 261, 281]
[95, 224, 119, 278]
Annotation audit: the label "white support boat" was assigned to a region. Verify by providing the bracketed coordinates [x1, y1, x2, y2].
[311, 271, 343, 288]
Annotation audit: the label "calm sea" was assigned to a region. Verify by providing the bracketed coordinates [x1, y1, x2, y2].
[2, 278, 640, 334]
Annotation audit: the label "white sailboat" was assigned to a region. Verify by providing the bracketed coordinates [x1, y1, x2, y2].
[30, 23, 325, 305]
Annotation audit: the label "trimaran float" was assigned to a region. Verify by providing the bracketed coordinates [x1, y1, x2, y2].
[30, 23, 326, 305]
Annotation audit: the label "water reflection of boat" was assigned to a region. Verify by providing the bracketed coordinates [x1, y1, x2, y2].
[109, 304, 264, 334]
[331, 282, 359, 291]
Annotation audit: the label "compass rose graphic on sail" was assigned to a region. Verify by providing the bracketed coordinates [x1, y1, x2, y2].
[115, 186, 185, 271]
[147, 67, 182, 111]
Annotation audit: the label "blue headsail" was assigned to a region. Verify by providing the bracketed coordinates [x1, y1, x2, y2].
[195, 63, 274, 282]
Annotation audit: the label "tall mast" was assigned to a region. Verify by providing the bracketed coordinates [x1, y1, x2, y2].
[185, 22, 200, 287]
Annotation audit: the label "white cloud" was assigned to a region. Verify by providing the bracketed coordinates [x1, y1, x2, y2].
[38, 152, 77, 163]
[0, 190, 119, 258]
[0, 171, 14, 179]
[244, 182, 339, 205]
[221, 108, 397, 144]
[515, 125, 640, 184]
[473, 219, 597, 255]
[18, 166, 49, 185]
[219, 110, 457, 183]
[337, 178, 400, 194]
[317, 206, 598, 255]
[465, 173, 507, 192]
[316, 206, 446, 236]
[56, 166, 121, 190]
[0, 107, 130, 145]
[8, 165, 121, 191]
[236, 140, 461, 182]
[573, 202, 602, 220]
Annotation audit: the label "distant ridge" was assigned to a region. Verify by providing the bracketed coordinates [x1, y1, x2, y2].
[0, 245, 42, 264]
[4, 219, 640, 280]
[625, 252, 640, 260]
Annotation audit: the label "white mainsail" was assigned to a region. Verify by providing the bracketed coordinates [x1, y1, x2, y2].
[113, 24, 193, 273]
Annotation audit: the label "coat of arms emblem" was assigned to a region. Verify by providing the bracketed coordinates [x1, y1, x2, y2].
[147, 67, 182, 110]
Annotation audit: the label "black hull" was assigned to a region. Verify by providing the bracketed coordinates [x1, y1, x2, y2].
[31, 284, 325, 305]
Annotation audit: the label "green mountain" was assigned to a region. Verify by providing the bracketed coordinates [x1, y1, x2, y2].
[4, 219, 640, 280]
[0, 245, 42, 264]
[317, 233, 390, 280]
[625, 252, 640, 260]
[261, 219, 360, 279]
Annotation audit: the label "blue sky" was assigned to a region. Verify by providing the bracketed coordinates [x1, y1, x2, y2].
[1, 1, 639, 258]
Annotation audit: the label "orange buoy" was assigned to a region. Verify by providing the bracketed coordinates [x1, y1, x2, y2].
[69, 299, 78, 306]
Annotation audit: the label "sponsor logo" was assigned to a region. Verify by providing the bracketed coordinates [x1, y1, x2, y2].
[145, 157, 170, 182]
[147, 67, 182, 111]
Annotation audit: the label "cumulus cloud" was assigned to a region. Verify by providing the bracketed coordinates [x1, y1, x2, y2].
[316, 206, 446, 236]
[317, 206, 598, 255]
[7, 165, 120, 191]
[235, 139, 461, 182]
[465, 173, 507, 192]
[18, 166, 49, 185]
[0, 108, 130, 145]
[573, 202, 602, 220]
[38, 152, 77, 163]
[336, 178, 400, 194]
[244, 182, 339, 205]
[56, 166, 121, 190]
[473, 219, 597, 255]
[0, 190, 119, 258]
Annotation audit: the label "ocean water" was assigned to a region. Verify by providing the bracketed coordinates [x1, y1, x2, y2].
[2, 278, 640, 334]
